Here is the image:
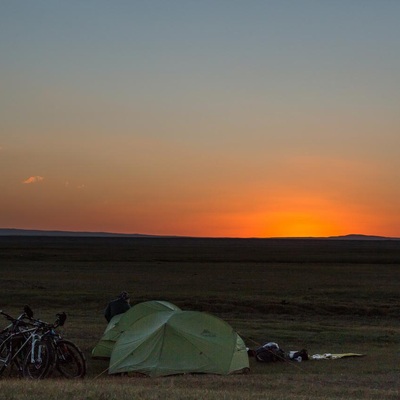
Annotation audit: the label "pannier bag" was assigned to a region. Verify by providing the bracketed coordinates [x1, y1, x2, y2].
[255, 342, 286, 362]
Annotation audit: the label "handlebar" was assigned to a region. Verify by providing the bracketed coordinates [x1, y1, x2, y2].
[0, 310, 15, 322]
[0, 308, 67, 330]
[28, 313, 67, 330]
[0, 310, 29, 323]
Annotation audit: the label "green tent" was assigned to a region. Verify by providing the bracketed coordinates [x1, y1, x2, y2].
[93, 301, 249, 377]
[92, 300, 181, 359]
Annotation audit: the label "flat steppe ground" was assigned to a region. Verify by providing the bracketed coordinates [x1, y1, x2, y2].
[0, 236, 399, 399]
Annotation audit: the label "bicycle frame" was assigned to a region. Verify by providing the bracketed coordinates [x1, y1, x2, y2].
[1, 325, 43, 370]
[30, 333, 44, 364]
[1, 308, 85, 379]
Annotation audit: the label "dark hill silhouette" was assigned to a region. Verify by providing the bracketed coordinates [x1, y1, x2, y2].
[0, 228, 157, 238]
[0, 228, 398, 240]
[327, 234, 397, 240]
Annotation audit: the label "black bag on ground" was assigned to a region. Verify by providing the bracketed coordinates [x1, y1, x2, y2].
[288, 349, 309, 361]
[255, 342, 285, 362]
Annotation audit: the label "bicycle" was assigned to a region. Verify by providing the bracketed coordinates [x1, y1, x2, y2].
[29, 310, 87, 378]
[0, 306, 53, 379]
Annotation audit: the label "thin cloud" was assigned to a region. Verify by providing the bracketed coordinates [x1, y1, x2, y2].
[64, 180, 85, 190]
[22, 176, 44, 184]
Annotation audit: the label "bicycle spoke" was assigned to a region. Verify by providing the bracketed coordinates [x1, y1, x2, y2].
[23, 340, 53, 379]
[56, 340, 86, 378]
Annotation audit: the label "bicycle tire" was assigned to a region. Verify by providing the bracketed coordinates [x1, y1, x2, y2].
[0, 338, 11, 377]
[55, 339, 86, 378]
[0, 333, 32, 378]
[22, 338, 53, 379]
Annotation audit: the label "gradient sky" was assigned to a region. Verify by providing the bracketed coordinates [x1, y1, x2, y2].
[1, 1, 400, 237]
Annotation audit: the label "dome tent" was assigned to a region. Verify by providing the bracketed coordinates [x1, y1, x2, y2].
[92, 300, 181, 359]
[93, 301, 249, 377]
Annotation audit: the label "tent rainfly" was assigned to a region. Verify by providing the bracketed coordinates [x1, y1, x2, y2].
[92, 300, 249, 377]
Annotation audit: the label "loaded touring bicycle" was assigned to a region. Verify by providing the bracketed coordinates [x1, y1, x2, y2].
[0, 305, 86, 379]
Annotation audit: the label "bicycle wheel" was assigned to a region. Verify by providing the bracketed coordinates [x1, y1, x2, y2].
[0, 337, 11, 377]
[55, 339, 86, 378]
[23, 339, 53, 379]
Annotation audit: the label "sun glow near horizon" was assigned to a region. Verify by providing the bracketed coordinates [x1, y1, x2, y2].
[261, 211, 338, 238]
[1, 2, 400, 238]
[2, 175, 398, 238]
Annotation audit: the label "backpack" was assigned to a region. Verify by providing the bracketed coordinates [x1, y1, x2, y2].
[255, 342, 286, 362]
[288, 349, 309, 362]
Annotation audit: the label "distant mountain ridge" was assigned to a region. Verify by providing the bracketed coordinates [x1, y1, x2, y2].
[0, 228, 157, 238]
[327, 234, 398, 240]
[0, 228, 399, 240]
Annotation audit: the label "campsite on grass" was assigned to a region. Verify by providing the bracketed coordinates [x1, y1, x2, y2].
[0, 236, 399, 399]
[93, 300, 249, 376]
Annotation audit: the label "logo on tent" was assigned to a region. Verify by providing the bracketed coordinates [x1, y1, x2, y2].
[201, 329, 216, 337]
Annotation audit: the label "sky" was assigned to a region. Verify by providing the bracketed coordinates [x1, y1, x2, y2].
[1, 0, 400, 238]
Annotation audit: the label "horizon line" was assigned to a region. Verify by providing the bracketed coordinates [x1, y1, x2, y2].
[0, 228, 399, 241]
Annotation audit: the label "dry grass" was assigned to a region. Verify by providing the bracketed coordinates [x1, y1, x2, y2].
[0, 371, 398, 400]
[0, 237, 399, 399]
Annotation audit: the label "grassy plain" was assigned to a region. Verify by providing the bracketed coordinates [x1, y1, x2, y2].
[0, 236, 399, 399]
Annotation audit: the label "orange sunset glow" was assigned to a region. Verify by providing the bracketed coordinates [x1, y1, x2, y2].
[1, 2, 400, 238]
